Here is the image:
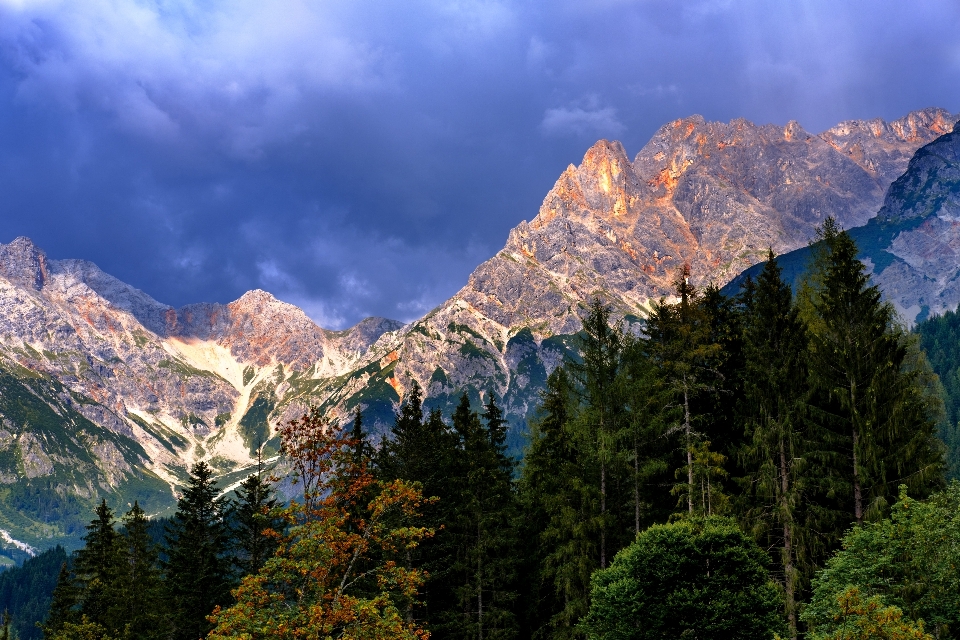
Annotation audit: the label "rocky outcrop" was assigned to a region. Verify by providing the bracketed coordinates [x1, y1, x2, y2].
[864, 121, 960, 322]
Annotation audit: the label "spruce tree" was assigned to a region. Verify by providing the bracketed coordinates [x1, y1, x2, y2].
[231, 450, 280, 578]
[447, 393, 519, 640]
[801, 219, 944, 525]
[567, 299, 624, 569]
[112, 502, 165, 640]
[375, 382, 460, 631]
[71, 500, 120, 630]
[518, 367, 597, 640]
[163, 461, 233, 640]
[739, 250, 810, 638]
[41, 562, 78, 638]
[644, 265, 722, 516]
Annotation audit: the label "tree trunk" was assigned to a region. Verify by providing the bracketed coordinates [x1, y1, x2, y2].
[478, 517, 483, 640]
[600, 459, 606, 569]
[779, 437, 797, 640]
[634, 434, 640, 535]
[684, 377, 693, 514]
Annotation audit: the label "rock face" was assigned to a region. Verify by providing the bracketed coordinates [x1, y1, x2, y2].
[729, 120, 960, 326]
[858, 121, 960, 323]
[0, 107, 954, 553]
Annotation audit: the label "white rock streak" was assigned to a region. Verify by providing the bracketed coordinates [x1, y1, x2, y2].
[0, 529, 36, 556]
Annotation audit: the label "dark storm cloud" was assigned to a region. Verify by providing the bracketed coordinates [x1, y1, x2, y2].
[0, 0, 957, 328]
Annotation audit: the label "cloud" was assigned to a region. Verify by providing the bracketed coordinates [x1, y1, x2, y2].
[540, 99, 625, 138]
[0, 0, 957, 330]
[0, 0, 388, 152]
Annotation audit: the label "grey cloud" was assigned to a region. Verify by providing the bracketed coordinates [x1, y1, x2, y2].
[0, 0, 957, 328]
[541, 100, 625, 138]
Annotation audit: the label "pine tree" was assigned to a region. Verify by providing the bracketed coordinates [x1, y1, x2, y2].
[739, 250, 810, 638]
[112, 502, 165, 640]
[41, 562, 78, 638]
[619, 333, 673, 536]
[163, 461, 233, 640]
[801, 219, 944, 525]
[447, 393, 519, 640]
[231, 449, 280, 578]
[71, 501, 120, 630]
[518, 367, 592, 640]
[375, 383, 460, 631]
[644, 265, 723, 516]
[567, 299, 623, 570]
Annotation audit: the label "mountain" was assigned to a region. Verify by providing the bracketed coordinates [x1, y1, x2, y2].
[359, 107, 957, 435]
[726, 118, 960, 326]
[0, 239, 404, 552]
[0, 107, 954, 553]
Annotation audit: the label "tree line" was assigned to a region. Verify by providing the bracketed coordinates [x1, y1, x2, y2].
[35, 219, 949, 639]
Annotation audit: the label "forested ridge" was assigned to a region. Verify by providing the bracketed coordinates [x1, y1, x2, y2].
[5, 219, 957, 639]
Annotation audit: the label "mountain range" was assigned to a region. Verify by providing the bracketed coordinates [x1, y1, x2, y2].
[0, 106, 956, 555]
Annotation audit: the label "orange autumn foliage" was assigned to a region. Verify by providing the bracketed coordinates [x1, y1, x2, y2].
[208, 408, 433, 640]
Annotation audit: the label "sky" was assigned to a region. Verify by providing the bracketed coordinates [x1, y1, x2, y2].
[0, 0, 958, 329]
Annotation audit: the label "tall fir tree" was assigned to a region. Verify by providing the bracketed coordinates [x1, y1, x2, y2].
[231, 448, 281, 578]
[111, 502, 165, 640]
[801, 219, 944, 526]
[518, 367, 596, 640]
[447, 393, 519, 640]
[739, 250, 810, 638]
[71, 500, 120, 630]
[644, 265, 723, 516]
[42, 562, 79, 638]
[163, 461, 233, 640]
[375, 382, 460, 632]
[567, 299, 624, 570]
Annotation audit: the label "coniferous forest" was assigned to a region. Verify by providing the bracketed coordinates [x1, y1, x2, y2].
[12, 219, 960, 639]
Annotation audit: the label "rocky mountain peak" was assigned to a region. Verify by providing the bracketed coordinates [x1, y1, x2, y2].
[877, 122, 960, 224]
[0, 237, 48, 291]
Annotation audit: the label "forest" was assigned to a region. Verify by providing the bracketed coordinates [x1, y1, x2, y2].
[5, 218, 959, 639]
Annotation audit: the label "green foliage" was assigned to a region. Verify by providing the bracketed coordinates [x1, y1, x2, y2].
[48, 616, 117, 640]
[737, 251, 811, 636]
[804, 484, 960, 638]
[807, 587, 932, 640]
[0, 546, 67, 640]
[580, 517, 784, 640]
[445, 393, 520, 640]
[162, 462, 233, 640]
[229, 452, 281, 577]
[800, 219, 944, 525]
[237, 395, 276, 455]
[914, 308, 960, 477]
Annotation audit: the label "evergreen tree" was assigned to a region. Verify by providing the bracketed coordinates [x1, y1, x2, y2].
[163, 461, 233, 640]
[644, 265, 723, 516]
[71, 501, 120, 630]
[111, 503, 165, 640]
[801, 219, 944, 525]
[41, 562, 78, 639]
[739, 250, 810, 638]
[567, 299, 624, 570]
[618, 333, 672, 536]
[231, 449, 280, 578]
[518, 367, 594, 640]
[447, 393, 519, 640]
[375, 383, 460, 632]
